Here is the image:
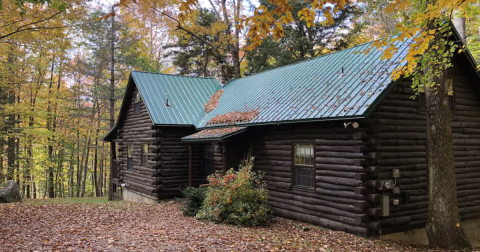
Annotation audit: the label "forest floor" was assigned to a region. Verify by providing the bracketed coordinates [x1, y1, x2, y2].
[0, 198, 477, 252]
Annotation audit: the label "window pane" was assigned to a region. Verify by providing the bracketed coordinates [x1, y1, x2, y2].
[294, 166, 315, 189]
[134, 103, 141, 113]
[128, 144, 133, 158]
[204, 144, 215, 175]
[294, 144, 314, 165]
[135, 92, 141, 103]
[141, 144, 148, 165]
[448, 80, 454, 96]
[128, 158, 133, 170]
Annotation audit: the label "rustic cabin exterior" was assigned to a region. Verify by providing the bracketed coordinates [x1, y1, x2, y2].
[105, 32, 480, 242]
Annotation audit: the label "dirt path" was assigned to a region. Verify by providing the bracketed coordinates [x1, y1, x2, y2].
[0, 201, 474, 251]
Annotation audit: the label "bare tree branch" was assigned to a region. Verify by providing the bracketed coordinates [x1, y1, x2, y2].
[151, 8, 223, 59]
[0, 10, 64, 41]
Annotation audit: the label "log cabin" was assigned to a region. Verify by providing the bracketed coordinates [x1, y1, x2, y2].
[104, 30, 480, 244]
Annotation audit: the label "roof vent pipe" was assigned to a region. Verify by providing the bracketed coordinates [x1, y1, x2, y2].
[165, 98, 170, 107]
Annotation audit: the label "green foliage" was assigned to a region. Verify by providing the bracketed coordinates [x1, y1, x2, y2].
[180, 186, 207, 216]
[165, 8, 219, 77]
[196, 159, 272, 226]
[245, 0, 365, 74]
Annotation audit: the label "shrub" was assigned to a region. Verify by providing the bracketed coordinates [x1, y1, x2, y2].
[181, 187, 207, 216]
[195, 158, 272, 226]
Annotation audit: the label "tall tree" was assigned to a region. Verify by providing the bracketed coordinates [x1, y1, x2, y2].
[246, 1, 365, 74]
[165, 8, 219, 77]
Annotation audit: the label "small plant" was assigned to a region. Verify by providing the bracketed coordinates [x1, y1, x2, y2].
[180, 187, 207, 216]
[196, 158, 272, 226]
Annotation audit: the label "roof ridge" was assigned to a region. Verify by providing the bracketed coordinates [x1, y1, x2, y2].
[222, 40, 374, 85]
[131, 70, 218, 80]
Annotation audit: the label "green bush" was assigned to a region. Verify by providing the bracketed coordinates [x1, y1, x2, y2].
[195, 158, 272, 226]
[181, 186, 207, 216]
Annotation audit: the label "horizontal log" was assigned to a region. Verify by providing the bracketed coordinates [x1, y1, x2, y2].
[272, 208, 371, 236]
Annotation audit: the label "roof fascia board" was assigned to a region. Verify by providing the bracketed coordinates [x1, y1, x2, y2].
[450, 25, 480, 81]
[104, 75, 135, 141]
[197, 116, 365, 130]
[181, 127, 248, 142]
[362, 78, 402, 118]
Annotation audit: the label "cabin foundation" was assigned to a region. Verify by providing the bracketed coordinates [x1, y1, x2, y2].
[381, 217, 480, 246]
[123, 188, 158, 204]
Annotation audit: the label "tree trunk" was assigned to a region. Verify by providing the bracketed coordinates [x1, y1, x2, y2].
[76, 140, 84, 198]
[46, 59, 55, 198]
[108, 4, 117, 201]
[424, 68, 471, 249]
[69, 150, 74, 197]
[81, 137, 91, 197]
[6, 50, 16, 181]
[0, 156, 3, 183]
[32, 175, 36, 199]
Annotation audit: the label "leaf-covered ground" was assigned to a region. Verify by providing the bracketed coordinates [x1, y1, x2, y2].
[0, 199, 477, 251]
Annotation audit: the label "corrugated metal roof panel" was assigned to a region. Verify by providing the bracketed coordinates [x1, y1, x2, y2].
[131, 71, 222, 125]
[197, 38, 413, 128]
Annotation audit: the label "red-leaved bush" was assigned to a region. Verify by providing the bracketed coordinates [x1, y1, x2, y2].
[195, 158, 271, 226]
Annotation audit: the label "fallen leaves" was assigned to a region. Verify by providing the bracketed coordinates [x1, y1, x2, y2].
[204, 89, 224, 113]
[183, 127, 246, 140]
[207, 109, 259, 126]
[0, 200, 477, 251]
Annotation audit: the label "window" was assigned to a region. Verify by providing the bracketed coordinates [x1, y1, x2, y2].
[134, 92, 142, 114]
[419, 80, 454, 113]
[127, 144, 133, 170]
[293, 144, 315, 189]
[141, 143, 148, 165]
[113, 183, 123, 195]
[204, 144, 215, 175]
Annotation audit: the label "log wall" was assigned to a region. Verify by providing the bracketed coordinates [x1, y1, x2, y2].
[367, 57, 480, 234]
[114, 87, 158, 198]
[113, 85, 206, 200]
[154, 127, 205, 198]
[246, 122, 378, 236]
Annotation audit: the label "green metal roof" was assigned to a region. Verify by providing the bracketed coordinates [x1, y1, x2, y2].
[197, 38, 414, 128]
[132, 71, 222, 125]
[104, 71, 221, 141]
[181, 127, 247, 142]
[105, 27, 477, 141]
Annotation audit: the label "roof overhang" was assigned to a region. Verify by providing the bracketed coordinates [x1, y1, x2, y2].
[181, 127, 248, 142]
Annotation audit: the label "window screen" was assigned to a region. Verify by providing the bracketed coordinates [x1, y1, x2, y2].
[204, 144, 215, 175]
[141, 144, 148, 165]
[127, 144, 133, 170]
[293, 144, 315, 189]
[134, 92, 142, 114]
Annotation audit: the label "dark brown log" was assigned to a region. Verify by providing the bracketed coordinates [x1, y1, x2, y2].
[272, 208, 371, 236]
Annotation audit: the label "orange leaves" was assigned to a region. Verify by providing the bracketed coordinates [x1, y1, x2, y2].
[96, 12, 115, 21]
[184, 127, 245, 140]
[245, 0, 357, 51]
[204, 89, 224, 113]
[298, 8, 316, 28]
[207, 109, 259, 126]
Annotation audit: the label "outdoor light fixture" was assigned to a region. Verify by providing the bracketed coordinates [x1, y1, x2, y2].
[344, 121, 359, 128]
[380, 180, 395, 190]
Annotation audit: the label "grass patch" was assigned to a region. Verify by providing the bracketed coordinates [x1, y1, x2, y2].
[24, 197, 108, 205]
